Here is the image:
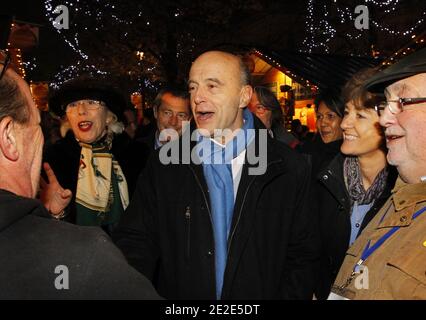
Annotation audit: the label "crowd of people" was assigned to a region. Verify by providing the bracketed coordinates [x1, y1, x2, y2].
[0, 46, 425, 300]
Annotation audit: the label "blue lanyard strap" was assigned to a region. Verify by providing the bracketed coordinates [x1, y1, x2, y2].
[355, 205, 426, 269]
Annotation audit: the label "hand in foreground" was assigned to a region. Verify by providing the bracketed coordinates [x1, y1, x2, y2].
[40, 162, 72, 217]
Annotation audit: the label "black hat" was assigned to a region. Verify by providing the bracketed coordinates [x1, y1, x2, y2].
[365, 48, 426, 93]
[49, 78, 127, 120]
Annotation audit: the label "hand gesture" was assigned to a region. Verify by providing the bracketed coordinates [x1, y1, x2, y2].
[40, 162, 72, 217]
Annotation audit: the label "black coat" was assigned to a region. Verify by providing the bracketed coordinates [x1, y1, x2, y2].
[314, 153, 398, 299]
[113, 119, 320, 300]
[0, 189, 160, 299]
[43, 131, 151, 223]
[298, 135, 343, 179]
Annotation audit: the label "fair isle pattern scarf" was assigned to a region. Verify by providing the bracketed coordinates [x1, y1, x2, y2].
[197, 108, 255, 299]
[343, 156, 388, 206]
[76, 136, 129, 213]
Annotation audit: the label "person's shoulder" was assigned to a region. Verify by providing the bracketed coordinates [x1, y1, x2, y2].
[2, 215, 160, 299]
[269, 138, 310, 169]
[23, 215, 110, 250]
[44, 134, 80, 159]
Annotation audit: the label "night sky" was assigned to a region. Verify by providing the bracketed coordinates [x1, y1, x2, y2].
[2, 0, 425, 84]
[2, 0, 77, 80]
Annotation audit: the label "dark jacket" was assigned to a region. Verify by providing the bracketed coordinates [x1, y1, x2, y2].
[298, 135, 343, 179]
[314, 153, 398, 299]
[0, 189, 160, 299]
[114, 119, 320, 300]
[43, 131, 151, 222]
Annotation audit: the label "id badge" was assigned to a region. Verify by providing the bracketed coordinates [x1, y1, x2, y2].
[328, 285, 356, 300]
[327, 292, 350, 300]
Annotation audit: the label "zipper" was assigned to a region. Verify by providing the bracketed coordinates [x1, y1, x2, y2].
[227, 159, 282, 253]
[188, 166, 213, 227]
[188, 159, 282, 260]
[185, 206, 191, 259]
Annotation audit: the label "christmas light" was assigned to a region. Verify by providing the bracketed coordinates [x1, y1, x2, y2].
[303, 1, 425, 54]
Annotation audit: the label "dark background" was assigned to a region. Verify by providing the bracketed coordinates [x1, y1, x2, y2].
[2, 0, 425, 96]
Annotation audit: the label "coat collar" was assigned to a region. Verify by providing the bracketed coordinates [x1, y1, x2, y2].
[0, 189, 50, 232]
[378, 176, 426, 228]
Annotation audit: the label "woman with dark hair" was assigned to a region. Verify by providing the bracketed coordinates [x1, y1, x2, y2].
[315, 68, 398, 299]
[299, 87, 345, 176]
[315, 88, 344, 144]
[248, 86, 298, 147]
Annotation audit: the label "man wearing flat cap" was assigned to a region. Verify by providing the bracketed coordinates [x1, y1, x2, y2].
[331, 48, 426, 300]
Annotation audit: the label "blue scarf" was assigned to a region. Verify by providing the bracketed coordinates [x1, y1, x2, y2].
[195, 108, 255, 299]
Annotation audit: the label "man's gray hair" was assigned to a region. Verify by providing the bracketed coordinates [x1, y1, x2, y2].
[0, 72, 29, 124]
[153, 86, 189, 111]
[239, 58, 252, 86]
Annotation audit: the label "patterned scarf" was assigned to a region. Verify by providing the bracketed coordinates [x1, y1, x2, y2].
[343, 156, 388, 206]
[75, 133, 129, 226]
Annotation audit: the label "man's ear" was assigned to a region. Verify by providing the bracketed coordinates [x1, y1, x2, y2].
[239, 85, 253, 109]
[0, 116, 19, 161]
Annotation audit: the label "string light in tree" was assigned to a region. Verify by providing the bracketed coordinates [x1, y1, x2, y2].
[303, 0, 426, 54]
[22, 57, 38, 72]
[49, 62, 108, 89]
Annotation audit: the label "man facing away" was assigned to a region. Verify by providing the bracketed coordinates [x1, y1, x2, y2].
[332, 48, 426, 300]
[0, 50, 160, 299]
[114, 50, 319, 299]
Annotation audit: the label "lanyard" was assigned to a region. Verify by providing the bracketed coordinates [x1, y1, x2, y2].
[337, 204, 426, 293]
[356, 205, 426, 269]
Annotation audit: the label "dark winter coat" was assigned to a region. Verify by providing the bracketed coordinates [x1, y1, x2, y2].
[0, 189, 160, 299]
[298, 135, 343, 179]
[43, 131, 151, 223]
[113, 119, 320, 300]
[314, 153, 398, 299]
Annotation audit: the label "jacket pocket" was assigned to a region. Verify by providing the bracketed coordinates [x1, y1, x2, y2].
[184, 206, 191, 260]
[386, 241, 426, 299]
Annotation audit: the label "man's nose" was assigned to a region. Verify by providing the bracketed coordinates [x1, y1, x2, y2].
[192, 87, 205, 105]
[169, 113, 178, 126]
[379, 105, 396, 128]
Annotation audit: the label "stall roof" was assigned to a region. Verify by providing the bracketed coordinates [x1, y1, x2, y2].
[253, 48, 380, 90]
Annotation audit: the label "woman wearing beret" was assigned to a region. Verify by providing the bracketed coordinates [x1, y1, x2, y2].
[44, 78, 149, 234]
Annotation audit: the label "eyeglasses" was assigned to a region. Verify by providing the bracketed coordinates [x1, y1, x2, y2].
[0, 49, 11, 81]
[376, 97, 426, 116]
[65, 99, 105, 113]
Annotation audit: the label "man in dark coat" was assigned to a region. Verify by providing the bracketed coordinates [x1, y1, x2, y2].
[114, 51, 319, 300]
[136, 85, 191, 150]
[0, 50, 160, 299]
